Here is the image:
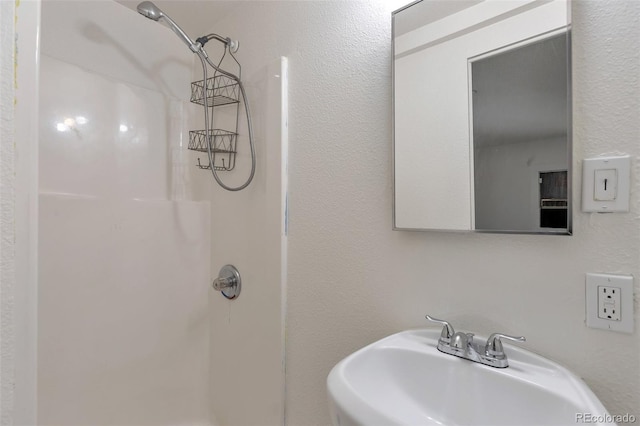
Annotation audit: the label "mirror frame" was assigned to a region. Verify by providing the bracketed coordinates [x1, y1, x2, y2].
[391, 0, 572, 235]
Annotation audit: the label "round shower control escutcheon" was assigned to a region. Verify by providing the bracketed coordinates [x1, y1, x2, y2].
[212, 264, 241, 300]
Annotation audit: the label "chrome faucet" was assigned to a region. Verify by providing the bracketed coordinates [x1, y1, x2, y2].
[425, 315, 525, 368]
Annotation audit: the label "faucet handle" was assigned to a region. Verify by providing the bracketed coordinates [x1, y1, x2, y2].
[425, 315, 455, 343]
[485, 333, 526, 359]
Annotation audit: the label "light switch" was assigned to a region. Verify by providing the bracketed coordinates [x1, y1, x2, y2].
[593, 169, 617, 201]
[582, 156, 631, 212]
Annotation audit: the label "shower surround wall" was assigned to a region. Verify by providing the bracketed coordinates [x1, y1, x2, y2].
[38, 2, 211, 424]
[188, 47, 288, 426]
[136, 2, 292, 425]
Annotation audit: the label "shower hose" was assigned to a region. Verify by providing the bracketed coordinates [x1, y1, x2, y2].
[197, 50, 256, 192]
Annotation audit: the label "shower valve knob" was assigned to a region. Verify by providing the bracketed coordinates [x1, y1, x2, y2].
[212, 264, 241, 300]
[212, 276, 235, 290]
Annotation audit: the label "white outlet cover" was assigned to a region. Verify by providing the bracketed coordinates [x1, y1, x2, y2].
[597, 285, 621, 320]
[586, 273, 634, 333]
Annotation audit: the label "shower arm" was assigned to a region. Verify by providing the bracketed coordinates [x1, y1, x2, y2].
[193, 33, 241, 82]
[196, 33, 239, 53]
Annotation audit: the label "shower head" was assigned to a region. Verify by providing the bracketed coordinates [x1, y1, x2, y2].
[136, 1, 201, 53]
[136, 1, 162, 21]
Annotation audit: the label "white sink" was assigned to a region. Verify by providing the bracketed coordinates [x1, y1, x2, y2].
[327, 329, 613, 426]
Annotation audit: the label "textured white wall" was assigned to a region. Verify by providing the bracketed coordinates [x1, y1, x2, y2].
[2, 2, 40, 424]
[280, 0, 638, 424]
[0, 1, 16, 423]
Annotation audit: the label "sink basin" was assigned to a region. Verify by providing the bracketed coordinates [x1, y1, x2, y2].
[327, 329, 613, 426]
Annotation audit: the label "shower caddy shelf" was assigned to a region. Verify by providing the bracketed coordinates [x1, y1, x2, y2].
[188, 74, 240, 171]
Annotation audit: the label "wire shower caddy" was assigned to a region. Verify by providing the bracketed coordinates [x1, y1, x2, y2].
[188, 54, 242, 171]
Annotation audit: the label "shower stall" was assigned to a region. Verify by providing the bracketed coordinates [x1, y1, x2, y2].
[19, 1, 288, 424]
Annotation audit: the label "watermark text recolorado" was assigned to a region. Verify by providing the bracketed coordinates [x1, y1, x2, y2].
[576, 413, 636, 424]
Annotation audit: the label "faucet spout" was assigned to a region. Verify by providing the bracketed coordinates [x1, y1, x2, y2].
[451, 332, 469, 351]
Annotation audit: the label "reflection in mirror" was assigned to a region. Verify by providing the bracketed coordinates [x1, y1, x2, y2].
[471, 32, 569, 232]
[392, 0, 571, 234]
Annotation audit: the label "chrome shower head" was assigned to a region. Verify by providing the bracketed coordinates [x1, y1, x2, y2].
[136, 1, 201, 53]
[137, 1, 162, 21]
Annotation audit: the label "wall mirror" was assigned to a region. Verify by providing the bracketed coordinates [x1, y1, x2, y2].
[392, 0, 572, 234]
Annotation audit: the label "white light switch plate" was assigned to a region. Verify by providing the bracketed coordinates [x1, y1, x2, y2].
[582, 156, 631, 212]
[586, 273, 634, 333]
[593, 169, 617, 201]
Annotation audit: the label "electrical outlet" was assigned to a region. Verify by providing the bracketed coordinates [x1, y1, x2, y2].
[597, 286, 621, 320]
[586, 273, 634, 333]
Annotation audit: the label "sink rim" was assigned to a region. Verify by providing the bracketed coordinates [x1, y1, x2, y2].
[327, 328, 612, 426]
